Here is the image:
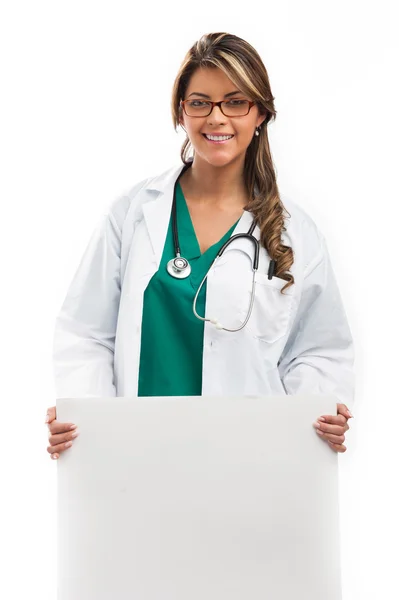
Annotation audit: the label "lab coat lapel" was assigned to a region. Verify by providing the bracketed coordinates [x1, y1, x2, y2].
[142, 163, 186, 268]
[141, 163, 260, 268]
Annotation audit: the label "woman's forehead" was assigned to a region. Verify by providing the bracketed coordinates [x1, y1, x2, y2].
[186, 66, 240, 94]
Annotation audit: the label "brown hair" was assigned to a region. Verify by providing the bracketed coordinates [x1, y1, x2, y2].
[170, 32, 294, 294]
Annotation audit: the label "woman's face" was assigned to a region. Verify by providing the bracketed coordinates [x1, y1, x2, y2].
[179, 66, 266, 167]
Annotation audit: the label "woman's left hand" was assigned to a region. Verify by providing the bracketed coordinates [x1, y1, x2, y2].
[313, 403, 354, 453]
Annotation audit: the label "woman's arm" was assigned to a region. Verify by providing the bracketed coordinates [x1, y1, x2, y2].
[277, 232, 355, 411]
[52, 207, 123, 399]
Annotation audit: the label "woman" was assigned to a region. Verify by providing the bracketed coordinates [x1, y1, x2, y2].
[46, 32, 355, 459]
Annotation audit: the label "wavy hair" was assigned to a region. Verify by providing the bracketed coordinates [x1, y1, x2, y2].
[170, 32, 294, 294]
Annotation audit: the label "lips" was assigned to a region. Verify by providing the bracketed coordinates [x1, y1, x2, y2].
[202, 134, 235, 146]
[202, 134, 234, 138]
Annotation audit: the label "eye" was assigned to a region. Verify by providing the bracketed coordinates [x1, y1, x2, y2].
[226, 99, 246, 106]
[188, 100, 210, 107]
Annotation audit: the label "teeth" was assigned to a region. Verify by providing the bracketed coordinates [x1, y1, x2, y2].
[205, 134, 233, 141]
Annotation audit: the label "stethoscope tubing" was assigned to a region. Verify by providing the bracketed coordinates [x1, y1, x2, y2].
[168, 161, 277, 331]
[192, 258, 257, 332]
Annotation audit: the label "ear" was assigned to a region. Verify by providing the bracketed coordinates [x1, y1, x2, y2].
[178, 105, 184, 127]
[257, 113, 267, 128]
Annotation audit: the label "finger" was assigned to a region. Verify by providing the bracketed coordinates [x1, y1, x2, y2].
[47, 439, 74, 456]
[48, 428, 79, 446]
[315, 428, 346, 445]
[51, 453, 60, 460]
[48, 420, 78, 435]
[45, 406, 56, 424]
[314, 420, 348, 436]
[337, 403, 354, 420]
[317, 414, 348, 426]
[327, 440, 347, 453]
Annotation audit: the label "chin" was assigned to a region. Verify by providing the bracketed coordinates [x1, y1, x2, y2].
[203, 154, 237, 168]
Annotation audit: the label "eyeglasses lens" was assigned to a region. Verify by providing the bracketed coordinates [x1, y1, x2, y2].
[184, 100, 250, 117]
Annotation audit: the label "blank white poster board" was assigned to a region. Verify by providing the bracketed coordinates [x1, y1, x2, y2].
[57, 395, 342, 600]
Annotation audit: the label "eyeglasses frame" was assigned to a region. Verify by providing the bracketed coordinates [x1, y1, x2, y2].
[180, 99, 256, 118]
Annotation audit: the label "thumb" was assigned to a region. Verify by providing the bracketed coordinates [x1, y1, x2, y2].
[337, 403, 354, 419]
[45, 406, 56, 424]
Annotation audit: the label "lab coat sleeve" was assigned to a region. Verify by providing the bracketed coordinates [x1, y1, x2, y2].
[52, 207, 123, 398]
[277, 232, 355, 411]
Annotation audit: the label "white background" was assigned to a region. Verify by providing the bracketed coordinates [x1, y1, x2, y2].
[1, 1, 397, 598]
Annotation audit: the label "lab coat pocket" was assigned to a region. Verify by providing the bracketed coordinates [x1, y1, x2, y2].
[241, 272, 295, 344]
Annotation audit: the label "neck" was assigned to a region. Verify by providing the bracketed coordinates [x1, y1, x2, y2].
[182, 157, 248, 208]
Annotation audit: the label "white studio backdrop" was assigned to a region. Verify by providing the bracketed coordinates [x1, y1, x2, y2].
[0, 1, 397, 599]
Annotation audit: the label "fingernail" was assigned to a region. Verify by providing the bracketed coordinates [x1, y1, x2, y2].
[70, 424, 77, 430]
[65, 441, 73, 448]
[71, 431, 79, 438]
[318, 417, 326, 422]
[348, 411, 354, 418]
[45, 415, 50, 423]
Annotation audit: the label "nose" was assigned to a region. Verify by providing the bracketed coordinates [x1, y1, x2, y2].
[207, 104, 227, 123]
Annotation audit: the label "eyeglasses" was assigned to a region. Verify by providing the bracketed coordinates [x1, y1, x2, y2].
[180, 98, 256, 118]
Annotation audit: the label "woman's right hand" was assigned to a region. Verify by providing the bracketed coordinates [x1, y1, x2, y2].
[45, 406, 79, 460]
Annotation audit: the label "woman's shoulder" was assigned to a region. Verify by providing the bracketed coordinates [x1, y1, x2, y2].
[280, 194, 322, 235]
[105, 163, 182, 232]
[279, 194, 327, 275]
[124, 162, 183, 201]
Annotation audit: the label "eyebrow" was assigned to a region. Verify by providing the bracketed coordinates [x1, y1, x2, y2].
[187, 90, 243, 99]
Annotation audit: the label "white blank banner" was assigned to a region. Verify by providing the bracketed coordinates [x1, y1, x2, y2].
[57, 395, 341, 600]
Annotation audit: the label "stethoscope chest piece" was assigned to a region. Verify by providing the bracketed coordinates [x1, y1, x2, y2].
[167, 256, 191, 279]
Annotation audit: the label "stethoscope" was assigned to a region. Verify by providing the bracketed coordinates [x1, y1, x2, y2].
[166, 161, 276, 332]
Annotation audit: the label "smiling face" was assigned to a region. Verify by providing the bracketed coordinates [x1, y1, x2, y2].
[179, 66, 266, 168]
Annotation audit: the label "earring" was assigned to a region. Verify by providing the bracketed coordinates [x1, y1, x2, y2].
[255, 126, 260, 137]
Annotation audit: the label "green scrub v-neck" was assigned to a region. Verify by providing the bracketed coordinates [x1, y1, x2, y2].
[137, 181, 239, 397]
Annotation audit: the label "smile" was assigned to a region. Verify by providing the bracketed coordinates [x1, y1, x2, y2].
[203, 134, 234, 144]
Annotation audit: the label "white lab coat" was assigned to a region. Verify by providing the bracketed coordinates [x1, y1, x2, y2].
[52, 162, 355, 410]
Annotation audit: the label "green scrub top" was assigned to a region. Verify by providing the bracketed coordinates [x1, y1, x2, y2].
[137, 181, 239, 397]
